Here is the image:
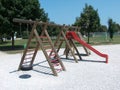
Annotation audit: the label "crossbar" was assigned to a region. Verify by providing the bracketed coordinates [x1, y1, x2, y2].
[13, 18, 80, 29]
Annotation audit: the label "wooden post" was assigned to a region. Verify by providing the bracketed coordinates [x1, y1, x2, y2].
[61, 29, 78, 63]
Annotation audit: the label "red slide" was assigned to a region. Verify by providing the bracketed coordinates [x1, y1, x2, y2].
[66, 31, 108, 63]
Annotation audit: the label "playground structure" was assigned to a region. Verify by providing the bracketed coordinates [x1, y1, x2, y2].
[13, 18, 108, 76]
[66, 31, 108, 62]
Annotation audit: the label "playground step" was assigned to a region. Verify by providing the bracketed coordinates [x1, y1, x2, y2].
[24, 57, 33, 60]
[27, 49, 35, 52]
[23, 61, 31, 64]
[39, 36, 48, 39]
[51, 59, 59, 63]
[51, 59, 60, 66]
[50, 53, 56, 56]
[26, 53, 34, 55]
[44, 45, 52, 49]
[42, 41, 49, 43]
[49, 54, 56, 59]
[46, 49, 54, 52]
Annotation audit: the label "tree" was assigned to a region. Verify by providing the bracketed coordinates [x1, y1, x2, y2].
[0, 0, 49, 47]
[74, 4, 100, 43]
[108, 18, 114, 41]
[113, 23, 120, 32]
[99, 25, 107, 32]
[47, 22, 60, 37]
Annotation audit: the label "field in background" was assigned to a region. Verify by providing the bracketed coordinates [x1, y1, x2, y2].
[0, 32, 120, 54]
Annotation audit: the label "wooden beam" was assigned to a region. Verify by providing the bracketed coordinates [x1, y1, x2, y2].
[13, 18, 80, 29]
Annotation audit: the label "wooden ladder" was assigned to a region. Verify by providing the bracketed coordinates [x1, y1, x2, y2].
[64, 38, 82, 60]
[18, 21, 66, 76]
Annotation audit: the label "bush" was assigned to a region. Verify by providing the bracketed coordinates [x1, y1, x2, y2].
[22, 31, 29, 39]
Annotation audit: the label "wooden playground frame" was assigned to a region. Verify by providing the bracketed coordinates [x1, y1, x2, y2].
[13, 18, 90, 76]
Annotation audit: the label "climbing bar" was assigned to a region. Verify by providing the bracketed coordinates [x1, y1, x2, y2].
[46, 50, 54, 52]
[24, 57, 33, 60]
[23, 61, 31, 64]
[51, 59, 59, 63]
[39, 36, 48, 38]
[26, 53, 34, 55]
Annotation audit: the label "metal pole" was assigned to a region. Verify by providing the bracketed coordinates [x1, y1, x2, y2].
[19, 23, 22, 38]
[27, 24, 29, 37]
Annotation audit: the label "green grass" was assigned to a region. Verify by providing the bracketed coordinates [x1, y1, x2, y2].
[0, 39, 27, 53]
[0, 35, 120, 54]
[85, 35, 120, 45]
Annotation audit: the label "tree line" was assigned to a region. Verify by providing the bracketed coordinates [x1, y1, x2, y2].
[74, 4, 120, 43]
[0, 1, 120, 46]
[0, 0, 49, 46]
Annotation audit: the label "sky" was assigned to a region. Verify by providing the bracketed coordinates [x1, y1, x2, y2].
[39, 0, 120, 26]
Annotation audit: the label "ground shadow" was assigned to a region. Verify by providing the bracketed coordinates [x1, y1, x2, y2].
[60, 57, 76, 63]
[9, 70, 32, 79]
[32, 60, 47, 66]
[10, 60, 54, 76]
[19, 74, 31, 79]
[32, 60, 53, 76]
[80, 59, 106, 63]
[0, 45, 24, 51]
[61, 56, 105, 63]
[9, 70, 18, 73]
[32, 64, 53, 76]
[79, 53, 89, 56]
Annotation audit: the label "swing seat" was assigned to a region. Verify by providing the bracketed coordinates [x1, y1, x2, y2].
[20, 65, 33, 71]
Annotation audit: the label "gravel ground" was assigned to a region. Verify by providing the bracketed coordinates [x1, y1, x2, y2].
[0, 44, 120, 90]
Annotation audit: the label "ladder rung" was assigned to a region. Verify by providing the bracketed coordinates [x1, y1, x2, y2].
[49, 55, 56, 58]
[53, 63, 60, 66]
[44, 45, 51, 49]
[46, 50, 54, 52]
[56, 68, 62, 72]
[23, 61, 31, 64]
[50, 54, 56, 56]
[27, 49, 35, 52]
[40, 36, 47, 38]
[26, 53, 34, 55]
[51, 59, 59, 63]
[24, 57, 32, 60]
[42, 41, 49, 43]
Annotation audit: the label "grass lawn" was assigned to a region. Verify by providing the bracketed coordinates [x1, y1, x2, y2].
[0, 35, 120, 54]
[85, 35, 120, 45]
